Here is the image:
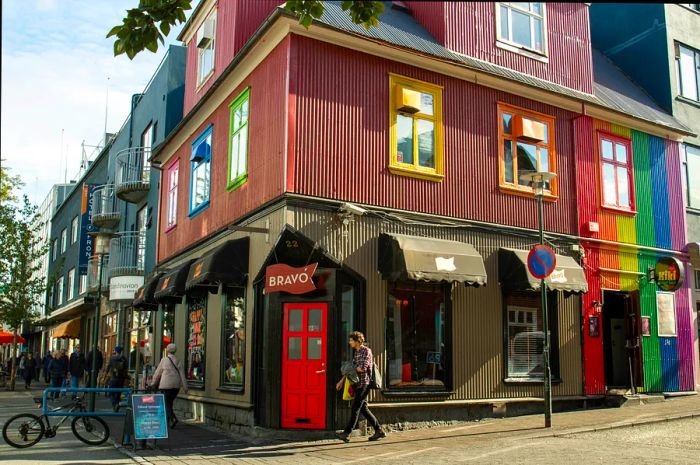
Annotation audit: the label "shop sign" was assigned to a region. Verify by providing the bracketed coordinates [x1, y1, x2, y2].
[264, 263, 318, 295]
[655, 257, 684, 292]
[131, 394, 168, 440]
[78, 183, 98, 276]
[110, 275, 144, 301]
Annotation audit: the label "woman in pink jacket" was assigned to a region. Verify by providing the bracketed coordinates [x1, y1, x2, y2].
[150, 343, 188, 428]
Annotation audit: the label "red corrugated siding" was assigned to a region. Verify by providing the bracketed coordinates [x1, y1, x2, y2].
[292, 35, 578, 234]
[407, 2, 593, 94]
[159, 38, 290, 263]
[183, 0, 282, 115]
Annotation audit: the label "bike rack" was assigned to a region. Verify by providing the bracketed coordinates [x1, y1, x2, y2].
[41, 388, 131, 417]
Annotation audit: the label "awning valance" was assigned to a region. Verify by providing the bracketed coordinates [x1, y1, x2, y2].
[53, 318, 81, 339]
[133, 272, 165, 309]
[186, 237, 249, 290]
[378, 233, 487, 286]
[498, 248, 588, 294]
[154, 259, 195, 302]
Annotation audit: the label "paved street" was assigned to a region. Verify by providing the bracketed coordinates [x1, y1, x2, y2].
[2, 384, 700, 464]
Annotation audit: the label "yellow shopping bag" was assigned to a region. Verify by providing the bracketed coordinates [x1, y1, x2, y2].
[342, 378, 355, 401]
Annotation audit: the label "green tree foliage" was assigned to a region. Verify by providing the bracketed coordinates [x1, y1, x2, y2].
[109, 0, 383, 59]
[0, 170, 56, 390]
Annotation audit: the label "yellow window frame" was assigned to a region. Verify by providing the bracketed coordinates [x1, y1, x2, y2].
[388, 73, 444, 182]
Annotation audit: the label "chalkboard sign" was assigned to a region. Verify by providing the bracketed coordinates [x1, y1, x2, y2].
[132, 394, 168, 440]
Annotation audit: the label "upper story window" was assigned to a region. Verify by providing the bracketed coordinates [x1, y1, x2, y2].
[388, 74, 444, 182]
[685, 144, 700, 209]
[675, 42, 700, 102]
[166, 159, 179, 230]
[497, 3, 546, 54]
[598, 132, 635, 212]
[228, 88, 250, 190]
[67, 268, 75, 301]
[60, 228, 67, 253]
[141, 122, 154, 181]
[56, 276, 64, 306]
[498, 102, 557, 198]
[196, 9, 217, 86]
[52, 239, 57, 262]
[189, 125, 213, 217]
[71, 216, 79, 244]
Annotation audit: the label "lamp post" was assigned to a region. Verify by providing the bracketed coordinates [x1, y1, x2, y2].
[88, 230, 113, 411]
[521, 171, 557, 428]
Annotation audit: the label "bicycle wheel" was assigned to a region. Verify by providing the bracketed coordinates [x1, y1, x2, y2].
[2, 413, 45, 448]
[71, 415, 110, 446]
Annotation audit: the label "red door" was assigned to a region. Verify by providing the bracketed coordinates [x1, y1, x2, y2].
[281, 302, 327, 429]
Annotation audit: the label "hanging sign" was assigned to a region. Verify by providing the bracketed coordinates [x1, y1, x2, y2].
[131, 394, 168, 440]
[264, 263, 318, 294]
[655, 257, 684, 292]
[527, 245, 557, 280]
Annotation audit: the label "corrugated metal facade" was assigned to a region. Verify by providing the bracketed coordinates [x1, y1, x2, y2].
[575, 115, 693, 394]
[291, 35, 579, 235]
[183, 0, 282, 115]
[158, 38, 290, 263]
[407, 2, 593, 94]
[290, 206, 583, 401]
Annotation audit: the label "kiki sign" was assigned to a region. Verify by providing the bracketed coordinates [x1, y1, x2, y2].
[655, 257, 684, 292]
[264, 263, 318, 295]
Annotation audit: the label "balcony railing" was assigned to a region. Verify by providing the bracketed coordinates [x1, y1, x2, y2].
[87, 256, 110, 292]
[115, 147, 151, 203]
[108, 231, 146, 278]
[90, 184, 121, 228]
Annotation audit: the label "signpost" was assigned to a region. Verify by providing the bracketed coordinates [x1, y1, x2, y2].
[132, 394, 168, 441]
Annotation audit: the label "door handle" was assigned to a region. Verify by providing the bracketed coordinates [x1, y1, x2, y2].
[315, 370, 326, 374]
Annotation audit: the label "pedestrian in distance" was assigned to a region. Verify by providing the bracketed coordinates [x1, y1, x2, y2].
[42, 352, 53, 383]
[107, 346, 128, 412]
[47, 350, 68, 400]
[335, 331, 386, 442]
[23, 352, 37, 389]
[150, 343, 189, 429]
[86, 346, 104, 383]
[17, 353, 25, 380]
[69, 345, 87, 398]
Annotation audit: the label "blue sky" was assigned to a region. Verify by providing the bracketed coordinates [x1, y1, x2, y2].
[1, 0, 190, 205]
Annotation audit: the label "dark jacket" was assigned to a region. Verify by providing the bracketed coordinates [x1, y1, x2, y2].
[86, 350, 103, 373]
[48, 356, 68, 378]
[23, 358, 37, 380]
[42, 354, 53, 370]
[107, 354, 128, 381]
[69, 352, 87, 376]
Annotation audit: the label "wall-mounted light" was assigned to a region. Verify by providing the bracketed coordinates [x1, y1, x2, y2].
[646, 265, 656, 284]
[591, 300, 603, 314]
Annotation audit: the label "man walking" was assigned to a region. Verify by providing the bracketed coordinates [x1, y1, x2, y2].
[69, 345, 87, 398]
[47, 350, 68, 400]
[107, 346, 128, 411]
[23, 353, 38, 389]
[86, 346, 103, 386]
[42, 352, 53, 383]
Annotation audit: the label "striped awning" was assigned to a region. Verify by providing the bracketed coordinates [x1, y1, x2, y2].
[53, 318, 81, 339]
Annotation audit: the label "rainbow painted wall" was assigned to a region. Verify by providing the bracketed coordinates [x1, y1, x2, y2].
[575, 115, 694, 394]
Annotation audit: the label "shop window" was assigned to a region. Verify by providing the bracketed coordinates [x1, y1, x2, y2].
[166, 159, 179, 230]
[102, 312, 118, 356]
[388, 74, 444, 181]
[196, 9, 216, 86]
[221, 287, 246, 390]
[189, 125, 212, 217]
[598, 132, 635, 212]
[127, 310, 150, 373]
[161, 305, 175, 359]
[227, 88, 250, 190]
[340, 284, 357, 362]
[504, 291, 559, 381]
[186, 296, 207, 387]
[497, 3, 547, 54]
[498, 102, 557, 198]
[385, 281, 449, 391]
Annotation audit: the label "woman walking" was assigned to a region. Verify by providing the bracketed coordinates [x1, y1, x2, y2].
[335, 331, 386, 442]
[150, 344, 188, 429]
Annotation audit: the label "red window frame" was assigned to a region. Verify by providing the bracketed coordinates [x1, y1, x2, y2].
[166, 158, 179, 231]
[597, 131, 636, 214]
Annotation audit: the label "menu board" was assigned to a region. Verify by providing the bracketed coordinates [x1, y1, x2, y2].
[132, 394, 168, 440]
[656, 292, 676, 337]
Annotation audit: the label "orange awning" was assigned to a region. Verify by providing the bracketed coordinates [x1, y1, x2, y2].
[53, 318, 81, 339]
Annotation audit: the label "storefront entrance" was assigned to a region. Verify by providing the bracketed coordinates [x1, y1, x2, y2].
[602, 290, 643, 390]
[281, 302, 327, 429]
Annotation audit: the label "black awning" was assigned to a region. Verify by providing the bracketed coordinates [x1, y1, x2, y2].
[378, 233, 487, 286]
[498, 248, 588, 294]
[185, 237, 250, 290]
[133, 272, 164, 309]
[154, 259, 196, 302]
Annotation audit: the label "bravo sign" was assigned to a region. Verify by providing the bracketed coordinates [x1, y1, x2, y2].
[264, 263, 318, 295]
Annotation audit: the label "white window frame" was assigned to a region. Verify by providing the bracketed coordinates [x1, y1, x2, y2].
[506, 305, 543, 378]
[166, 160, 179, 229]
[56, 276, 65, 306]
[496, 2, 548, 56]
[196, 9, 217, 87]
[676, 42, 700, 102]
[141, 122, 154, 183]
[67, 268, 75, 301]
[79, 274, 87, 295]
[71, 216, 79, 244]
[685, 144, 700, 209]
[60, 228, 67, 253]
[52, 239, 57, 262]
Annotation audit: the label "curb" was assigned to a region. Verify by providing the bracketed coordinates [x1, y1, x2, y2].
[109, 438, 154, 465]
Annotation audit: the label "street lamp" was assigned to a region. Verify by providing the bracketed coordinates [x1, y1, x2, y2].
[521, 171, 557, 428]
[87, 230, 113, 411]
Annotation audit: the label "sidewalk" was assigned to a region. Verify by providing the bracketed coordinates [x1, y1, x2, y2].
[102, 392, 700, 465]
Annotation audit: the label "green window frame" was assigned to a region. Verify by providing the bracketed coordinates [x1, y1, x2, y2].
[227, 87, 250, 191]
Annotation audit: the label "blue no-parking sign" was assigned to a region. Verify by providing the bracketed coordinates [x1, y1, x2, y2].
[527, 245, 557, 280]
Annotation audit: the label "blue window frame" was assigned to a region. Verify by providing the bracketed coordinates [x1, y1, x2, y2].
[189, 125, 213, 217]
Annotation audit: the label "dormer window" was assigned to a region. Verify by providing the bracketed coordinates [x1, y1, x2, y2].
[197, 9, 217, 86]
[497, 3, 546, 54]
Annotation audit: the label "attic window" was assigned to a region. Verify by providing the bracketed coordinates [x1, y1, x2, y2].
[497, 3, 547, 55]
